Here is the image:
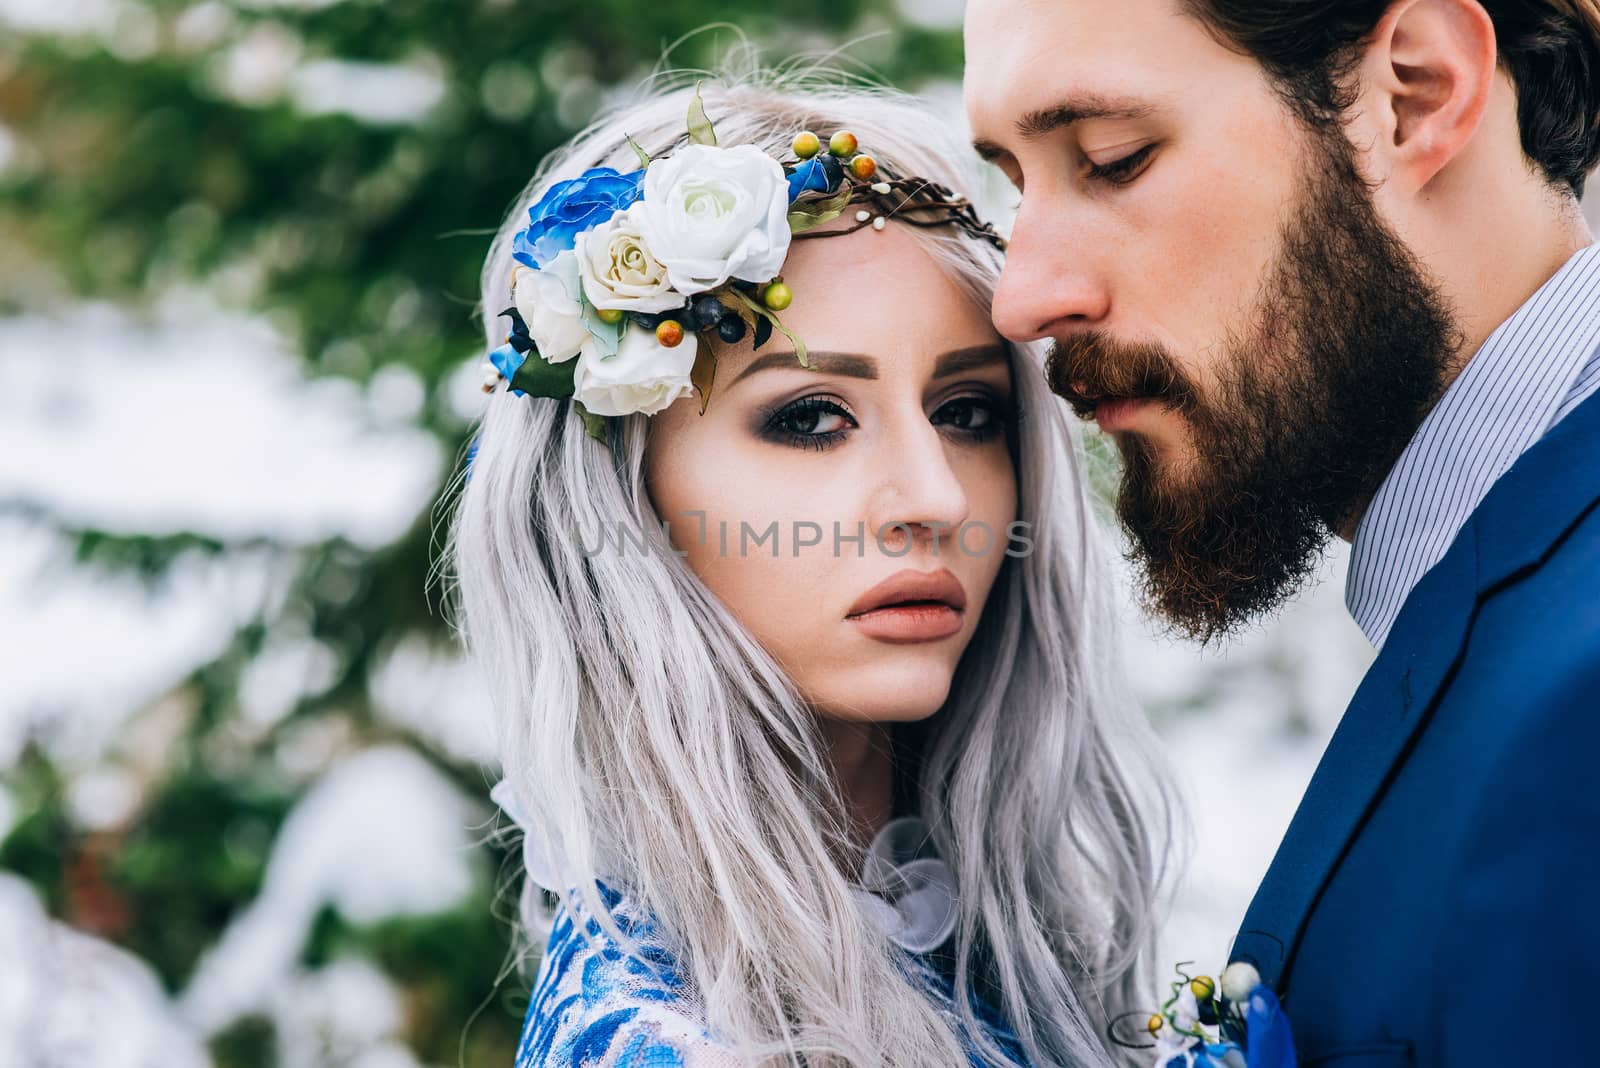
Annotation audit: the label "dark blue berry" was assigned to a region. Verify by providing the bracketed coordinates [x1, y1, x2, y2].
[717, 316, 747, 343]
[817, 153, 844, 190]
[691, 296, 726, 329]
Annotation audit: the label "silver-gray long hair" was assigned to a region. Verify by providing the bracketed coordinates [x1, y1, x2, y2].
[449, 59, 1177, 1068]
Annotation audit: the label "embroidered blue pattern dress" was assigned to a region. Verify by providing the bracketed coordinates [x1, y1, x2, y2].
[513, 881, 1031, 1068]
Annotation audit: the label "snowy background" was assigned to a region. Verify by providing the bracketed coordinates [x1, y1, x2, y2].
[0, 298, 1376, 1062]
[1, 0, 1595, 1065]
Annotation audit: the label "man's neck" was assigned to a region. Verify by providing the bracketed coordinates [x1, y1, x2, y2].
[1335, 208, 1594, 543]
[1442, 213, 1593, 388]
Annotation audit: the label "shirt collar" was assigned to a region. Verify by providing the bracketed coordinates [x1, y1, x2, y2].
[1345, 242, 1600, 648]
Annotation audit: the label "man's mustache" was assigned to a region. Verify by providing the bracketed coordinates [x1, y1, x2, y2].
[1045, 332, 1198, 421]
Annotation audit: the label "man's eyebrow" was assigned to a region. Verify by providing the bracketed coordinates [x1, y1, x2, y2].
[730, 351, 878, 385]
[973, 93, 1157, 160]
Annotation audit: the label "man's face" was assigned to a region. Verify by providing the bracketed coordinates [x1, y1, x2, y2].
[964, 0, 1308, 460]
[965, 0, 1459, 640]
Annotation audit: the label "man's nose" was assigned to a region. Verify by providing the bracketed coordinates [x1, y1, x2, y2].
[991, 196, 1111, 342]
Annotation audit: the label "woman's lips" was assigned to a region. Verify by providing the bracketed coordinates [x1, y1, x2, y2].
[846, 567, 968, 644]
[846, 603, 966, 643]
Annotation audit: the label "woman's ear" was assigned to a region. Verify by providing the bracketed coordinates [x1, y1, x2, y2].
[1356, 0, 1497, 191]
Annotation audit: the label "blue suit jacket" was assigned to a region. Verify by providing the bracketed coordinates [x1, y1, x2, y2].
[1229, 388, 1600, 1067]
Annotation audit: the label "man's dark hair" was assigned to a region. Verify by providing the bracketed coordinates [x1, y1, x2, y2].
[1182, 0, 1600, 197]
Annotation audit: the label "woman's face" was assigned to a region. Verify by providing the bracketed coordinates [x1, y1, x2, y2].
[645, 223, 1018, 723]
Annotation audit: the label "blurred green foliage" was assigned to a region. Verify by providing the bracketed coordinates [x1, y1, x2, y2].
[0, 1, 961, 1064]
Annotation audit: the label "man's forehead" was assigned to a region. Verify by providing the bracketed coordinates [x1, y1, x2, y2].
[965, 0, 1177, 62]
[964, 0, 1224, 131]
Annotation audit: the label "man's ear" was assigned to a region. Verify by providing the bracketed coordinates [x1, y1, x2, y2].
[1358, 0, 1497, 190]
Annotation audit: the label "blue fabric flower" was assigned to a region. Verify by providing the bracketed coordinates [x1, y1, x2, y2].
[1201, 1043, 1248, 1067]
[1243, 987, 1297, 1068]
[1158, 1037, 1247, 1067]
[512, 167, 646, 269]
[488, 340, 528, 385]
[786, 156, 841, 202]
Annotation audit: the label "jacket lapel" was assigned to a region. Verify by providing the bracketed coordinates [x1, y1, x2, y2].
[1231, 388, 1600, 996]
[1230, 531, 1478, 994]
[1471, 388, 1600, 594]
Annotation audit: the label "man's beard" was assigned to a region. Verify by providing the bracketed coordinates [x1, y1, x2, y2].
[1048, 132, 1461, 643]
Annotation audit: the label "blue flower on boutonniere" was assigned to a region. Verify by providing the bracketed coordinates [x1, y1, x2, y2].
[511, 167, 646, 269]
[1237, 980, 1296, 1068]
[1114, 962, 1298, 1068]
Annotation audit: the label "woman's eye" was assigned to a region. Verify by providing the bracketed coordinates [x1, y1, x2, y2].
[1085, 143, 1157, 187]
[933, 395, 1007, 439]
[761, 397, 856, 450]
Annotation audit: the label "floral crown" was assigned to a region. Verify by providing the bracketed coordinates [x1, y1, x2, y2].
[481, 87, 1007, 440]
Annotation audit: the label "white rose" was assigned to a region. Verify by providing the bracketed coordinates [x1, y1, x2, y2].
[572, 322, 698, 417]
[512, 251, 589, 363]
[637, 143, 792, 295]
[575, 204, 684, 313]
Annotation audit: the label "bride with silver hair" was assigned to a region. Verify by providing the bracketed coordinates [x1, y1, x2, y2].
[448, 66, 1177, 1068]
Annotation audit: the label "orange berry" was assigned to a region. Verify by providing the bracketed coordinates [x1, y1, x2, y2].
[849, 154, 877, 181]
[828, 130, 858, 157]
[655, 320, 685, 347]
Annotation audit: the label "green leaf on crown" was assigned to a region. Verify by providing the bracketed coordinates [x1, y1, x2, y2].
[581, 307, 625, 358]
[787, 184, 854, 233]
[728, 288, 808, 368]
[690, 336, 718, 415]
[574, 400, 608, 442]
[508, 351, 578, 398]
[626, 135, 651, 170]
[686, 82, 718, 147]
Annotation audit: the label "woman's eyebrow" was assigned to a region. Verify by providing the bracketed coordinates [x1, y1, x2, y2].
[729, 345, 1007, 386]
[933, 344, 1007, 378]
[730, 351, 878, 384]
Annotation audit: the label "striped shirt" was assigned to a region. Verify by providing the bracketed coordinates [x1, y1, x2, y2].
[1346, 242, 1600, 649]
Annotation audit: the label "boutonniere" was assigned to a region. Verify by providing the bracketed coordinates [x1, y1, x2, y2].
[1111, 961, 1298, 1068]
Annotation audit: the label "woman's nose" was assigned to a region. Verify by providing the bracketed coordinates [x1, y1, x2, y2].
[865, 421, 972, 552]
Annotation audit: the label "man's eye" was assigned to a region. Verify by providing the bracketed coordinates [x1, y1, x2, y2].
[1085, 143, 1157, 186]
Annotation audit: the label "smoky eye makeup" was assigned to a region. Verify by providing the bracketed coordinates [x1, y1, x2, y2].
[754, 394, 858, 451]
[931, 388, 1015, 443]
[753, 384, 1016, 453]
